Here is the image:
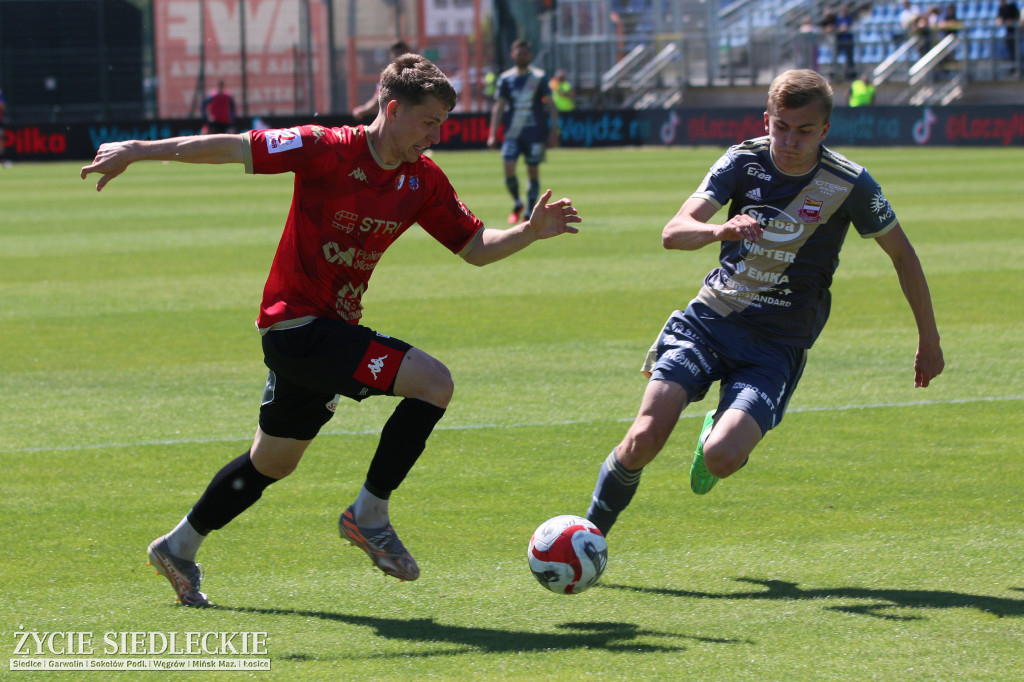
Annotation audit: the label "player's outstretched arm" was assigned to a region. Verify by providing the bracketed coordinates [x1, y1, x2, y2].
[462, 189, 580, 266]
[875, 224, 944, 387]
[80, 134, 245, 192]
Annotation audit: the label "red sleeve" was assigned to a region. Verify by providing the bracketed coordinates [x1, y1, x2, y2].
[247, 125, 339, 175]
[415, 162, 485, 254]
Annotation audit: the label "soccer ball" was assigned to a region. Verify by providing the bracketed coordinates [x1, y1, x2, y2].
[527, 515, 608, 594]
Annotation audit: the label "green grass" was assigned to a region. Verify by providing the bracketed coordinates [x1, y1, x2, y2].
[2, 147, 1023, 680]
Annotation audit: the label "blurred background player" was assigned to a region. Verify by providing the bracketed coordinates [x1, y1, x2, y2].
[201, 80, 237, 134]
[352, 41, 412, 121]
[81, 54, 581, 607]
[488, 39, 560, 225]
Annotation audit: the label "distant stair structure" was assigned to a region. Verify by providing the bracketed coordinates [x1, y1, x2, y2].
[600, 41, 684, 108]
[896, 33, 966, 105]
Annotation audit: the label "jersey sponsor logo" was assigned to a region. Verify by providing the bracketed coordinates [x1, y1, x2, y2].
[334, 282, 366, 320]
[357, 216, 402, 234]
[742, 205, 805, 243]
[325, 394, 341, 413]
[331, 210, 358, 233]
[745, 163, 772, 181]
[814, 179, 848, 197]
[870, 190, 894, 222]
[322, 242, 384, 271]
[266, 128, 303, 154]
[745, 187, 762, 201]
[349, 167, 368, 183]
[323, 242, 356, 266]
[797, 196, 824, 223]
[353, 340, 404, 389]
[396, 174, 405, 190]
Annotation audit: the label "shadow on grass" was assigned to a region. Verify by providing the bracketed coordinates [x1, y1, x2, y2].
[602, 578, 1024, 620]
[218, 606, 753, 658]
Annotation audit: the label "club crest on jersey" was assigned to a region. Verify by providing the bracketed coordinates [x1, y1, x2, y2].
[798, 195, 823, 223]
[408, 176, 420, 191]
[266, 128, 303, 154]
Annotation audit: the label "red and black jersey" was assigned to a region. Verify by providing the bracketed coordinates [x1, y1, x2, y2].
[245, 124, 484, 331]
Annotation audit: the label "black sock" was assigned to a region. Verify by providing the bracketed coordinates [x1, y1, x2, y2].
[187, 450, 277, 535]
[585, 449, 643, 536]
[364, 398, 446, 498]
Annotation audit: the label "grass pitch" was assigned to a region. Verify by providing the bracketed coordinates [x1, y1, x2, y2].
[2, 146, 1023, 680]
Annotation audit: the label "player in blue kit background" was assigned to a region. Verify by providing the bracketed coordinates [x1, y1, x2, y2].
[585, 69, 944, 537]
[488, 39, 561, 225]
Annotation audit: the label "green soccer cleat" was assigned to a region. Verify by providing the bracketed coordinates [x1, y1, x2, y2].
[690, 410, 719, 495]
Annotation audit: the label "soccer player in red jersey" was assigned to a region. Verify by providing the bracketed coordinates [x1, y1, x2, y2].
[81, 55, 581, 606]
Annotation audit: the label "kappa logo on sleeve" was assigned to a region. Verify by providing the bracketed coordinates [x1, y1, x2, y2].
[266, 128, 304, 154]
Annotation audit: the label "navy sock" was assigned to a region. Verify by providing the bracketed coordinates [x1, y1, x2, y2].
[504, 176, 521, 207]
[585, 449, 643, 536]
[187, 450, 277, 535]
[364, 398, 446, 498]
[526, 179, 540, 212]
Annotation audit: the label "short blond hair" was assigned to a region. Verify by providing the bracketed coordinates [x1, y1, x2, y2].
[767, 69, 834, 122]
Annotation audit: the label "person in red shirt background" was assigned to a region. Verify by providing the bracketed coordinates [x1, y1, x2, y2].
[201, 80, 237, 134]
[81, 54, 582, 606]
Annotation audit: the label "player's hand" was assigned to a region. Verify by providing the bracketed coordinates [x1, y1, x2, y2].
[914, 339, 944, 388]
[718, 214, 764, 242]
[527, 189, 580, 238]
[80, 141, 133, 192]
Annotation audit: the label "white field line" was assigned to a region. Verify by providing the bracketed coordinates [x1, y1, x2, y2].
[4, 395, 1022, 455]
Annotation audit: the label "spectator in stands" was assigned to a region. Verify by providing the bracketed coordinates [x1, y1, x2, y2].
[201, 81, 237, 135]
[848, 71, 877, 106]
[352, 41, 412, 121]
[914, 5, 938, 52]
[898, 0, 921, 42]
[938, 3, 961, 36]
[996, 0, 1020, 62]
[799, 15, 820, 69]
[826, 5, 858, 80]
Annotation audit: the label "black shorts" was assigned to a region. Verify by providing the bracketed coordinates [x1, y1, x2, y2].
[259, 318, 412, 440]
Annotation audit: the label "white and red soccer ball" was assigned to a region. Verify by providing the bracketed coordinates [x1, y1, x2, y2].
[527, 515, 608, 594]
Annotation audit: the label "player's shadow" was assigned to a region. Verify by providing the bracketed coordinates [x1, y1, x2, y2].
[602, 578, 1024, 620]
[220, 606, 752, 658]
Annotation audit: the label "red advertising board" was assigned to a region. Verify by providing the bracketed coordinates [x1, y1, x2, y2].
[154, 0, 330, 119]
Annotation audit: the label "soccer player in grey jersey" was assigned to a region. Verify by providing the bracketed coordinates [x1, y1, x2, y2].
[585, 69, 944, 537]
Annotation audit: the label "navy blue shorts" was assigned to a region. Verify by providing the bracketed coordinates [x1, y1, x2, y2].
[643, 301, 807, 435]
[259, 318, 412, 440]
[501, 138, 545, 165]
